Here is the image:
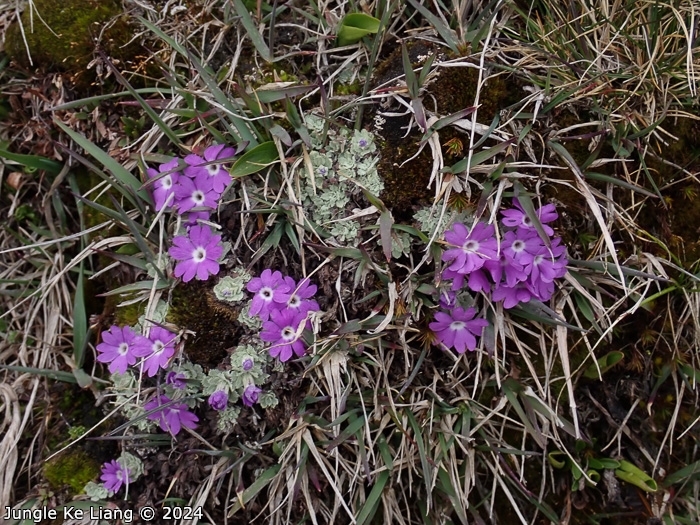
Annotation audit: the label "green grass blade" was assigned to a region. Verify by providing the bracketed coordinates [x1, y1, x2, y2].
[0, 145, 62, 175]
[0, 365, 77, 384]
[355, 470, 390, 525]
[232, 0, 271, 61]
[72, 262, 88, 369]
[228, 464, 281, 515]
[53, 118, 150, 204]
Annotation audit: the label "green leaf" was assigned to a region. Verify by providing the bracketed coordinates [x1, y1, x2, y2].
[0, 146, 62, 175]
[548, 451, 567, 469]
[405, 0, 459, 53]
[583, 351, 624, 378]
[232, 0, 271, 61]
[615, 460, 657, 492]
[336, 13, 381, 47]
[229, 465, 281, 515]
[444, 138, 516, 174]
[230, 142, 279, 177]
[356, 470, 390, 525]
[72, 262, 88, 369]
[53, 119, 150, 204]
[0, 365, 77, 384]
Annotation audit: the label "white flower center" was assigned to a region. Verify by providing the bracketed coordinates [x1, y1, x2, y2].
[288, 295, 300, 308]
[450, 321, 466, 331]
[512, 240, 525, 252]
[523, 216, 532, 226]
[206, 164, 220, 176]
[192, 190, 205, 205]
[152, 341, 165, 355]
[116, 470, 123, 481]
[463, 240, 479, 252]
[118, 343, 129, 356]
[281, 326, 296, 340]
[534, 254, 544, 265]
[193, 247, 206, 262]
[260, 287, 273, 300]
[162, 175, 172, 190]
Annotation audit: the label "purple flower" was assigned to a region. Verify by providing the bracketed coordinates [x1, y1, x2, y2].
[523, 238, 568, 284]
[277, 277, 320, 315]
[173, 176, 219, 214]
[169, 225, 223, 282]
[501, 229, 543, 266]
[442, 222, 499, 275]
[501, 198, 558, 236]
[260, 308, 308, 362]
[242, 385, 262, 407]
[100, 459, 130, 493]
[184, 144, 236, 194]
[438, 290, 457, 309]
[144, 394, 199, 436]
[133, 326, 177, 377]
[147, 158, 181, 211]
[483, 253, 528, 288]
[527, 276, 557, 302]
[166, 371, 187, 389]
[208, 390, 228, 411]
[242, 357, 254, 371]
[246, 269, 291, 320]
[96, 325, 140, 375]
[492, 281, 534, 309]
[429, 307, 489, 354]
[184, 210, 212, 226]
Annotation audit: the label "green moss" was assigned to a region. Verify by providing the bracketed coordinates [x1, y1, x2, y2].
[168, 281, 241, 368]
[44, 450, 100, 495]
[6, 0, 138, 86]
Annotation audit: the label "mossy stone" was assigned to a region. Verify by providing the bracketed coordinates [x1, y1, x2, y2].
[6, 0, 136, 86]
[43, 450, 100, 495]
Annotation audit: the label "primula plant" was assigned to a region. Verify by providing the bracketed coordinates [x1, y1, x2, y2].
[7, 1, 700, 524]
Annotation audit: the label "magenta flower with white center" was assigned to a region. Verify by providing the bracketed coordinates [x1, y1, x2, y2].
[133, 326, 177, 377]
[144, 394, 199, 436]
[96, 325, 140, 375]
[173, 175, 219, 214]
[429, 306, 489, 354]
[184, 144, 236, 194]
[100, 459, 131, 493]
[246, 269, 291, 320]
[501, 229, 543, 266]
[147, 158, 181, 211]
[501, 198, 558, 236]
[276, 276, 320, 315]
[242, 384, 262, 407]
[169, 225, 223, 282]
[442, 222, 499, 275]
[260, 308, 308, 362]
[208, 390, 228, 411]
[523, 238, 568, 284]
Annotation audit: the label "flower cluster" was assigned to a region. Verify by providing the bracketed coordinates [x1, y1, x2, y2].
[246, 270, 320, 362]
[442, 199, 568, 308]
[148, 144, 236, 282]
[430, 199, 568, 354]
[85, 452, 144, 499]
[96, 323, 198, 435]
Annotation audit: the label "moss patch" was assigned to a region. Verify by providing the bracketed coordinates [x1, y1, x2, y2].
[6, 0, 138, 87]
[168, 280, 241, 368]
[44, 450, 100, 495]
